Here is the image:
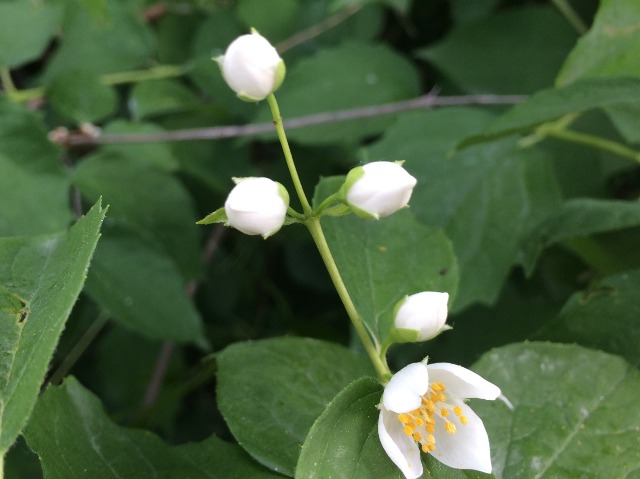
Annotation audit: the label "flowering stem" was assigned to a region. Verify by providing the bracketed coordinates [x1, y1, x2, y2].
[305, 217, 390, 380]
[266, 93, 390, 380]
[267, 94, 313, 216]
[544, 128, 640, 164]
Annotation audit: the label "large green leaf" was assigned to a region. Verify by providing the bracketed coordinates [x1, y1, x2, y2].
[419, 6, 576, 94]
[85, 226, 206, 345]
[216, 337, 374, 476]
[47, 70, 117, 123]
[521, 199, 640, 273]
[557, 0, 640, 85]
[0, 201, 105, 457]
[255, 41, 420, 144]
[0, 1, 61, 68]
[72, 152, 201, 279]
[533, 270, 640, 368]
[0, 154, 72, 237]
[364, 109, 561, 309]
[24, 376, 281, 478]
[458, 77, 640, 148]
[129, 79, 200, 121]
[472, 342, 640, 479]
[297, 377, 494, 479]
[315, 176, 458, 339]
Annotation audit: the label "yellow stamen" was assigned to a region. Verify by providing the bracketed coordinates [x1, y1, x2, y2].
[413, 432, 422, 441]
[453, 406, 463, 416]
[445, 421, 456, 434]
[440, 408, 449, 417]
[426, 434, 435, 444]
[415, 417, 425, 426]
[459, 415, 468, 425]
[398, 413, 411, 424]
[404, 425, 414, 436]
[421, 444, 430, 453]
[426, 423, 435, 433]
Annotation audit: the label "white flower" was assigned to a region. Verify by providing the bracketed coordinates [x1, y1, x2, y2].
[343, 161, 417, 219]
[219, 31, 286, 101]
[393, 292, 450, 342]
[378, 362, 500, 478]
[224, 177, 289, 238]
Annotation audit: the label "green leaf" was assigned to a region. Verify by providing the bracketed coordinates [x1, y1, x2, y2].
[315, 183, 458, 340]
[216, 337, 374, 476]
[24, 377, 281, 478]
[72, 152, 201, 279]
[47, 70, 117, 123]
[197, 208, 227, 225]
[129, 79, 200, 120]
[521, 199, 640, 274]
[297, 377, 494, 479]
[85, 226, 206, 345]
[418, 6, 577, 94]
[364, 109, 561, 309]
[255, 41, 420, 144]
[458, 77, 640, 148]
[235, 0, 299, 42]
[0, 153, 72, 236]
[557, 0, 640, 85]
[533, 270, 640, 368]
[0, 201, 105, 456]
[0, 1, 61, 68]
[472, 342, 640, 479]
[44, 1, 154, 79]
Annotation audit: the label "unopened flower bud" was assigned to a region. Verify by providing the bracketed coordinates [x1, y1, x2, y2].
[225, 177, 289, 238]
[219, 30, 286, 101]
[343, 161, 417, 219]
[392, 292, 450, 342]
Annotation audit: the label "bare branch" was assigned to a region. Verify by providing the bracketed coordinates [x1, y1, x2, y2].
[54, 92, 527, 147]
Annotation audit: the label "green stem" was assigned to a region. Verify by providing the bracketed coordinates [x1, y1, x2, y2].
[7, 64, 189, 104]
[551, 0, 588, 34]
[267, 94, 313, 216]
[306, 217, 390, 380]
[544, 128, 640, 164]
[0, 68, 17, 97]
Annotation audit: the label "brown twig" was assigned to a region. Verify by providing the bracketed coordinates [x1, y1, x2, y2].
[54, 92, 527, 147]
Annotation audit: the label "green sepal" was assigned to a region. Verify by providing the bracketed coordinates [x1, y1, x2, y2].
[321, 204, 352, 217]
[388, 327, 421, 344]
[196, 207, 227, 225]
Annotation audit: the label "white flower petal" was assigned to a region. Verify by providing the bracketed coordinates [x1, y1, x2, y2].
[383, 362, 430, 413]
[427, 363, 500, 400]
[430, 403, 492, 473]
[378, 408, 423, 479]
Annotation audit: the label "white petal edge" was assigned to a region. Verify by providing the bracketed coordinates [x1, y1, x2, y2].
[383, 362, 430, 413]
[378, 408, 423, 479]
[427, 363, 500, 400]
[429, 402, 492, 473]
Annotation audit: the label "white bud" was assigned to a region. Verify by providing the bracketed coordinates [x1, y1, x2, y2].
[224, 177, 289, 238]
[393, 292, 449, 342]
[219, 31, 286, 101]
[344, 161, 417, 219]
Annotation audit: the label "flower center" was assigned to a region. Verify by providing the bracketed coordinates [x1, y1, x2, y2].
[396, 382, 468, 454]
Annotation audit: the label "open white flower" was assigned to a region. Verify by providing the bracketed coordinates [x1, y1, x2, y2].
[378, 362, 500, 478]
[343, 161, 417, 219]
[392, 292, 450, 342]
[219, 31, 285, 101]
[225, 177, 289, 238]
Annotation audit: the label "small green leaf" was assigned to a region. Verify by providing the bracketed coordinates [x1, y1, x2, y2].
[316, 179, 458, 340]
[533, 270, 640, 368]
[458, 77, 640, 149]
[47, 70, 117, 123]
[24, 377, 281, 478]
[216, 337, 374, 476]
[472, 342, 640, 479]
[557, 0, 640, 85]
[419, 6, 577, 94]
[197, 207, 227, 225]
[85, 226, 207, 345]
[0, 201, 105, 456]
[235, 0, 299, 41]
[521, 199, 640, 274]
[0, 1, 61, 68]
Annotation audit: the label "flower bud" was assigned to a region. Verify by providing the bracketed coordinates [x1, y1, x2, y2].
[392, 292, 450, 342]
[343, 161, 417, 219]
[224, 177, 289, 238]
[219, 30, 286, 102]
